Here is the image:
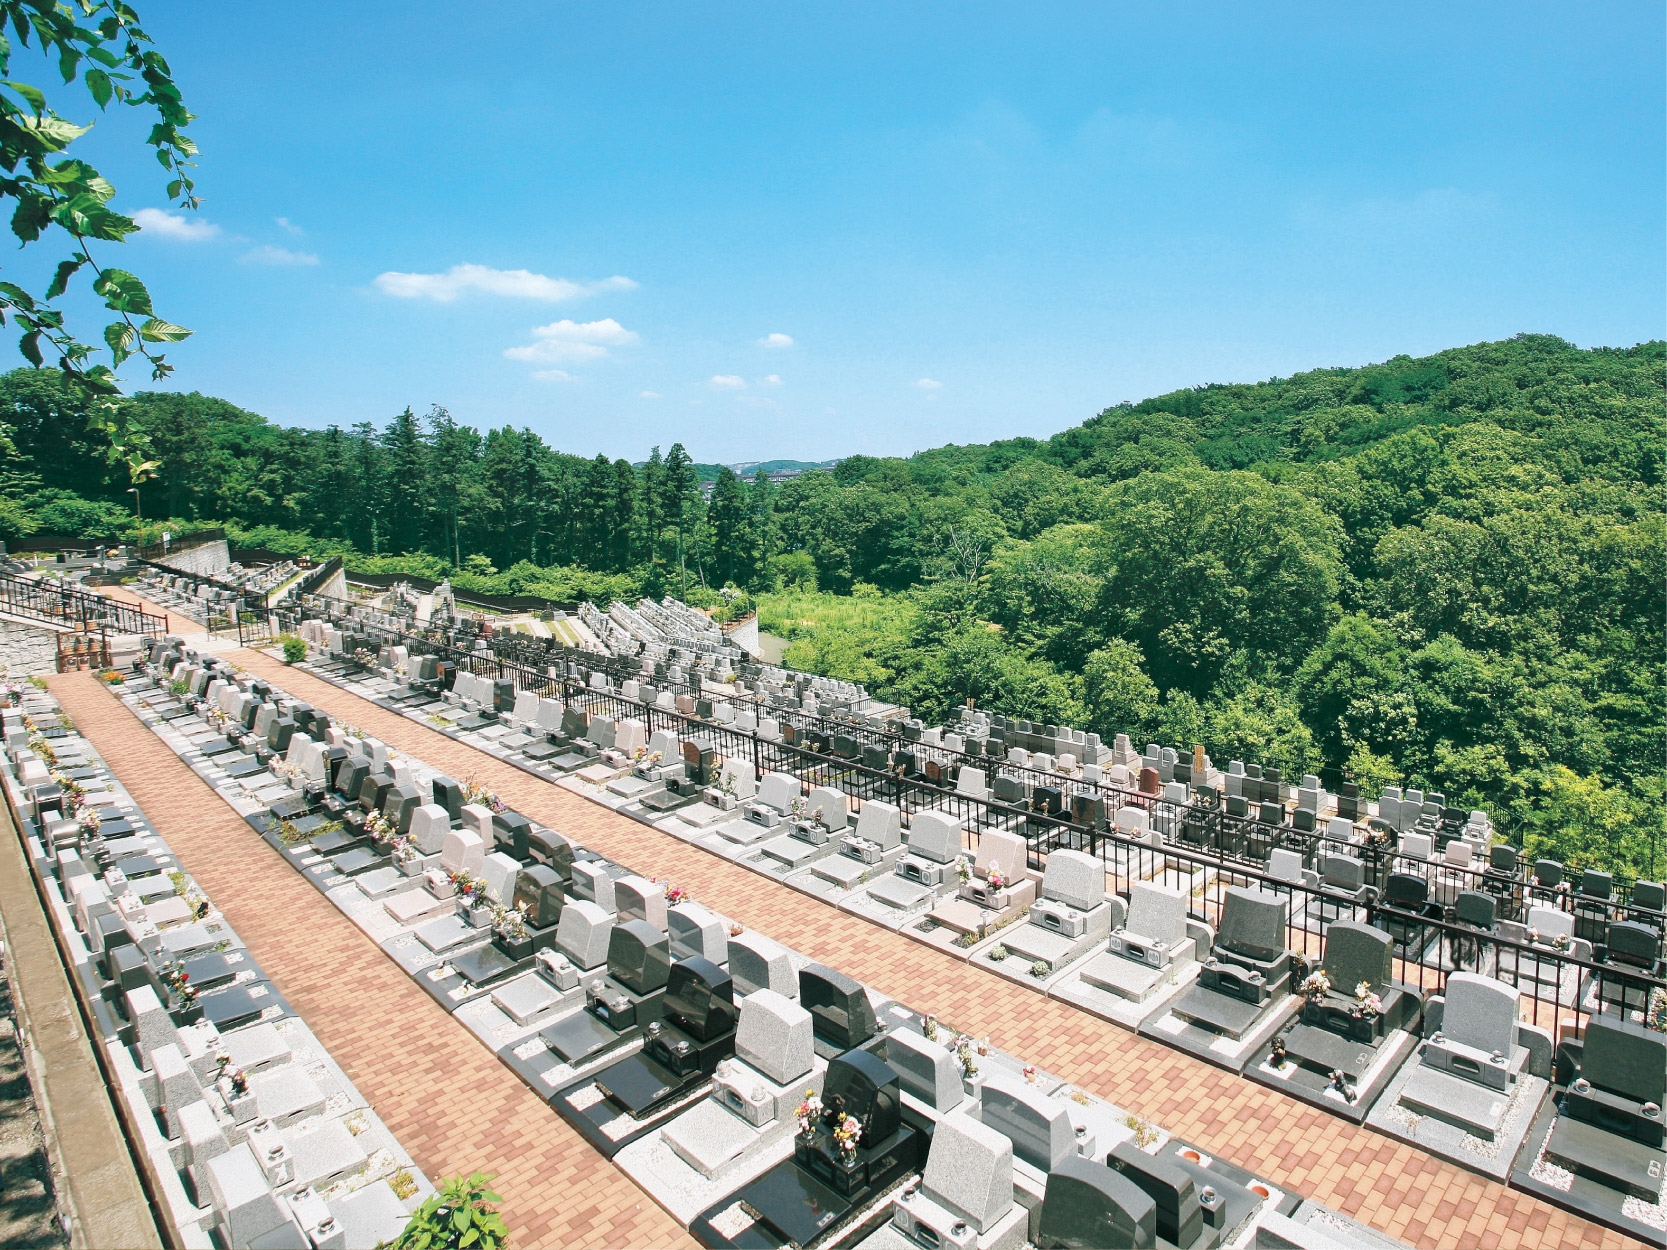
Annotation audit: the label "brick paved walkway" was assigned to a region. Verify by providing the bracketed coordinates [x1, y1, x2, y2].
[49, 671, 695, 1250]
[220, 651, 1638, 1250]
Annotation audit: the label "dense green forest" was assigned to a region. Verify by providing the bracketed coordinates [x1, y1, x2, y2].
[0, 334, 1661, 877]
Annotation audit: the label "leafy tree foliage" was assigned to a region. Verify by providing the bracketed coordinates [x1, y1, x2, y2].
[1, 333, 1661, 879]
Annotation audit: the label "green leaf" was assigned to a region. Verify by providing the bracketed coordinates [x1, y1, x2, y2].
[137, 317, 189, 343]
[84, 66, 110, 106]
[45, 258, 82, 300]
[57, 42, 79, 84]
[103, 319, 134, 365]
[18, 329, 40, 366]
[0, 78, 43, 112]
[84, 45, 118, 68]
[0, 280, 36, 310]
[93, 268, 152, 315]
[459, 1231, 479, 1248]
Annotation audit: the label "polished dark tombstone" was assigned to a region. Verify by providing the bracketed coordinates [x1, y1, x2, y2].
[513, 864, 565, 934]
[1257, 920, 1422, 1118]
[1108, 1141, 1208, 1249]
[1172, 887, 1294, 1043]
[527, 828, 575, 880]
[585, 958, 738, 1123]
[493, 811, 534, 860]
[1596, 920, 1663, 1014]
[539, 920, 671, 1066]
[1071, 792, 1105, 829]
[355, 773, 395, 817]
[693, 1048, 921, 1250]
[267, 716, 296, 754]
[1524, 1013, 1667, 1227]
[1034, 1156, 1158, 1250]
[1033, 786, 1063, 817]
[799, 963, 878, 1056]
[431, 775, 465, 821]
[382, 785, 421, 835]
[1381, 871, 1444, 950]
[1575, 869, 1615, 945]
[333, 755, 371, 803]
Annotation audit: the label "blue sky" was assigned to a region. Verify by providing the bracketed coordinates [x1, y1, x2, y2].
[33, 2, 1666, 463]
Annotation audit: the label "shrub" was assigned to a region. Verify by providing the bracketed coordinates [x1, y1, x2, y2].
[388, 1172, 507, 1250]
[280, 634, 307, 664]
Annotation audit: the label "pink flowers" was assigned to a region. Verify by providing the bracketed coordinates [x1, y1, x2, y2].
[662, 881, 689, 906]
[986, 865, 1007, 892]
[794, 1091, 823, 1136]
[832, 1113, 863, 1158]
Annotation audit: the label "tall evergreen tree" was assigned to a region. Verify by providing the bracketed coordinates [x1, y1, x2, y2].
[706, 466, 750, 585]
[348, 421, 384, 553]
[380, 406, 428, 554]
[611, 458, 638, 570]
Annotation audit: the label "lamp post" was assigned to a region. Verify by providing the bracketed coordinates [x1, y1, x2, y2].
[128, 487, 141, 523]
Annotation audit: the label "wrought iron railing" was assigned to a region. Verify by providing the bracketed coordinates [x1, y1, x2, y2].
[0, 572, 165, 637]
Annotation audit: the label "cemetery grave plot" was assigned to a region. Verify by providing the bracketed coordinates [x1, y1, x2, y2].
[1363, 972, 1555, 1182]
[105, 647, 1425, 1250]
[1, 684, 432, 1250]
[1511, 1013, 1667, 1245]
[1245, 922, 1427, 1126]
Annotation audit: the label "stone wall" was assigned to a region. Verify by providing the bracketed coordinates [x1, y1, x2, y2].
[151, 537, 230, 578]
[0, 619, 58, 676]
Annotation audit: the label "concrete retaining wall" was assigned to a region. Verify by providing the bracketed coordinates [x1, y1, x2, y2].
[151, 538, 230, 578]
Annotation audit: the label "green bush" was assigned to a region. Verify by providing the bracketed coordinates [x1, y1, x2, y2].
[388, 1172, 507, 1250]
[279, 634, 308, 664]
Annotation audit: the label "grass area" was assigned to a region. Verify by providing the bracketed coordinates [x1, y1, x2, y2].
[756, 589, 902, 641]
[755, 589, 916, 686]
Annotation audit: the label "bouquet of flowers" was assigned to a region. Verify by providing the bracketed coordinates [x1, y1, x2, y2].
[922, 1014, 940, 1042]
[363, 811, 396, 845]
[1351, 982, 1384, 1019]
[1648, 988, 1667, 1033]
[161, 961, 198, 1006]
[955, 855, 972, 885]
[832, 1114, 863, 1159]
[662, 882, 689, 906]
[986, 864, 1007, 891]
[214, 1052, 249, 1097]
[76, 807, 101, 836]
[462, 779, 507, 814]
[954, 1033, 979, 1079]
[1022, 1065, 1038, 1085]
[1298, 969, 1332, 1003]
[794, 1091, 823, 1136]
[494, 903, 529, 940]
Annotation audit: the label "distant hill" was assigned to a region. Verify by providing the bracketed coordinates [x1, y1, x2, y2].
[688, 458, 839, 482]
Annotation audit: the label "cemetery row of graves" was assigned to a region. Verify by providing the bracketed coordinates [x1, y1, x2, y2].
[109, 635, 1415, 1250]
[0, 682, 434, 1249]
[109, 563, 1666, 1247]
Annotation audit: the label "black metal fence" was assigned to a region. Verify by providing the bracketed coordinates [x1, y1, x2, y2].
[0, 571, 165, 637]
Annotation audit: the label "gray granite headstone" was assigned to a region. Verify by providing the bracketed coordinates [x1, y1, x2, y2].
[1041, 849, 1103, 912]
[757, 772, 800, 812]
[1124, 880, 1188, 950]
[1440, 972, 1518, 1055]
[907, 811, 962, 864]
[852, 800, 901, 851]
[556, 900, 612, 970]
[1216, 886, 1288, 959]
[923, 1111, 1014, 1233]
[979, 1071, 1073, 1173]
[440, 828, 485, 876]
[667, 902, 727, 963]
[1322, 920, 1393, 991]
[808, 786, 849, 829]
[735, 988, 815, 1086]
[728, 931, 796, 998]
[480, 852, 521, 905]
[409, 804, 451, 856]
[614, 875, 667, 930]
[886, 1029, 964, 1112]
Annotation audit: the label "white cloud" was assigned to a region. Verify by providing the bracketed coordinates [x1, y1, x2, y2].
[710, 374, 747, 389]
[241, 245, 319, 266]
[133, 208, 219, 241]
[914, 377, 942, 390]
[761, 374, 782, 386]
[758, 332, 794, 349]
[531, 369, 573, 382]
[502, 317, 639, 363]
[640, 390, 661, 399]
[275, 216, 303, 236]
[377, 264, 637, 302]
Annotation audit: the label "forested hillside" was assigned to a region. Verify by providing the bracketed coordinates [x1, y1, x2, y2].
[0, 334, 1660, 876]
